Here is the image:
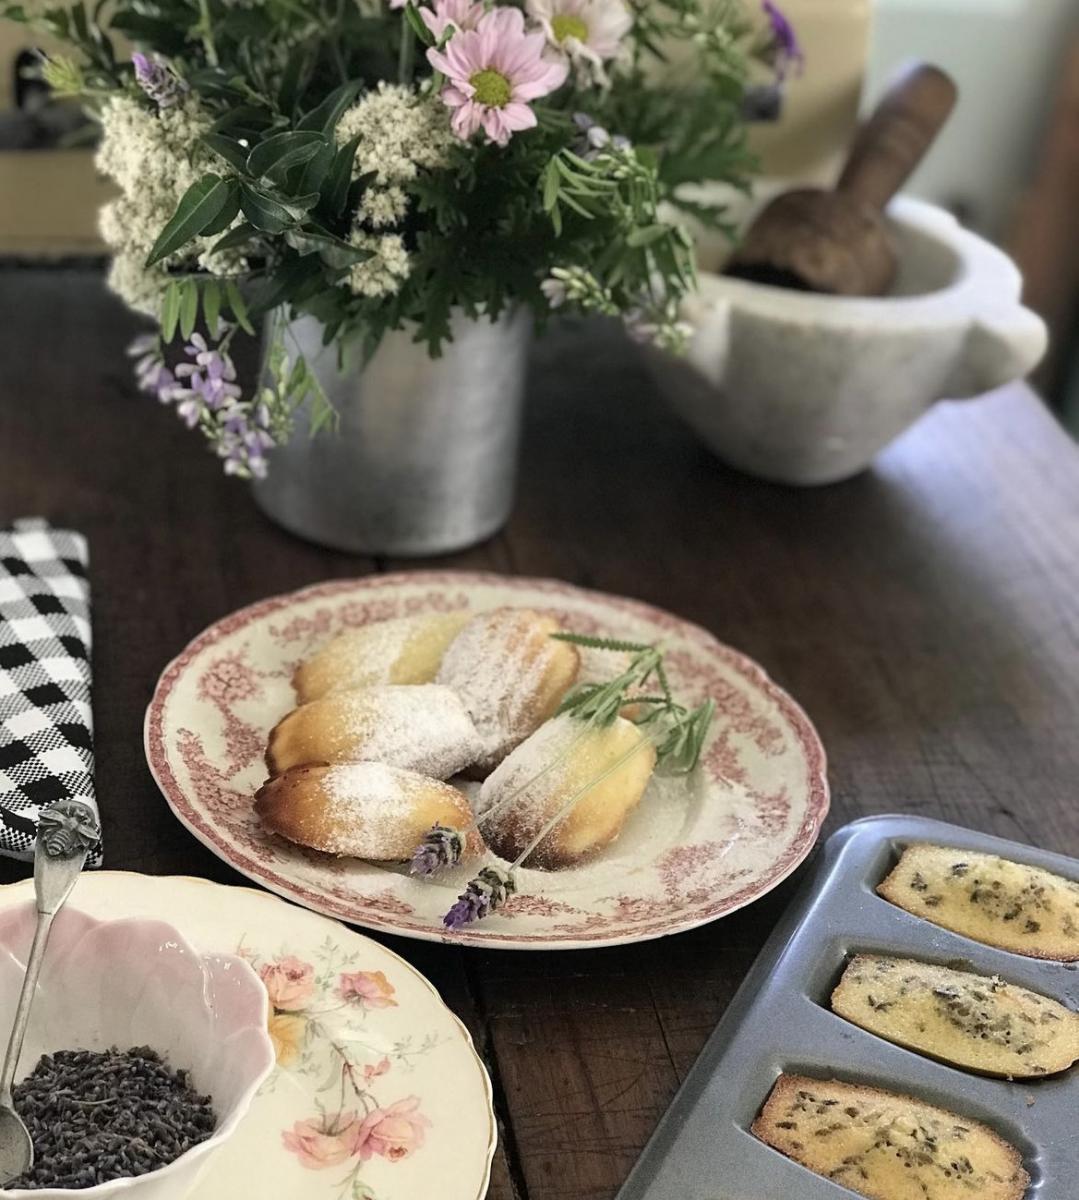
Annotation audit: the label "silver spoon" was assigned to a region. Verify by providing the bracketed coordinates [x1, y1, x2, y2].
[0, 800, 101, 1186]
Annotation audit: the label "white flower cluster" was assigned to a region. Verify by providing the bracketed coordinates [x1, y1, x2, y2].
[335, 84, 453, 298]
[356, 185, 409, 229]
[336, 82, 454, 184]
[347, 232, 411, 298]
[96, 97, 228, 317]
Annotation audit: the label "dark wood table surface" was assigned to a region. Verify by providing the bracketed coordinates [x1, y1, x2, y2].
[2, 267, 1079, 1200]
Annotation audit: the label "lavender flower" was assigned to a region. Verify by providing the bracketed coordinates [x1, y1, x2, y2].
[216, 402, 275, 479]
[127, 334, 178, 401]
[131, 52, 188, 109]
[174, 332, 243, 411]
[411, 825, 464, 877]
[761, 1, 803, 82]
[623, 304, 692, 354]
[540, 276, 568, 309]
[443, 866, 516, 930]
[572, 112, 631, 161]
[134, 329, 279, 479]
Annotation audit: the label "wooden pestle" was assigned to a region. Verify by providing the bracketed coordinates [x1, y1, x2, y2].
[726, 63, 958, 296]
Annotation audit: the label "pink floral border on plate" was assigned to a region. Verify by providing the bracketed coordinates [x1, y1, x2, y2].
[144, 572, 830, 948]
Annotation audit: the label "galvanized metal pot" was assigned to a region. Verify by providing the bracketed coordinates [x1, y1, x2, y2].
[252, 308, 531, 556]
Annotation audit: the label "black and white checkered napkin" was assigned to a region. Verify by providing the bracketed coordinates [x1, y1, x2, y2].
[0, 520, 101, 865]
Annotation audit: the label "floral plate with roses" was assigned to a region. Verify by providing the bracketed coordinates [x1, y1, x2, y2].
[0, 872, 495, 1200]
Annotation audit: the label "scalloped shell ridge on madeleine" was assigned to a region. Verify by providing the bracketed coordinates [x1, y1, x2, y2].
[266, 683, 482, 779]
[435, 607, 581, 776]
[255, 762, 483, 862]
[878, 843, 1079, 961]
[477, 713, 656, 869]
[293, 612, 470, 703]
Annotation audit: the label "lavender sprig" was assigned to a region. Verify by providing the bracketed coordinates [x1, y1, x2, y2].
[127, 329, 278, 479]
[761, 0, 803, 83]
[444, 867, 516, 931]
[132, 52, 188, 108]
[411, 824, 463, 877]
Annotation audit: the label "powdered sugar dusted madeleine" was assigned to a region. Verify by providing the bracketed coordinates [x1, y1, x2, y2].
[266, 684, 482, 779]
[477, 713, 656, 869]
[753, 1074, 1030, 1200]
[832, 954, 1079, 1078]
[878, 844, 1079, 961]
[436, 607, 580, 775]
[255, 762, 482, 861]
[293, 612, 469, 703]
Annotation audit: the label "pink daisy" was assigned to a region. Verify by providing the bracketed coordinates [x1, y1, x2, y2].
[527, 0, 631, 82]
[427, 6, 569, 146]
[419, 0, 485, 41]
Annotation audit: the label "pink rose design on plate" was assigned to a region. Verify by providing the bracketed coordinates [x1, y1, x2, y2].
[282, 1112, 363, 1169]
[363, 1056, 391, 1082]
[339, 969, 397, 1009]
[355, 1097, 431, 1162]
[260, 956, 316, 1011]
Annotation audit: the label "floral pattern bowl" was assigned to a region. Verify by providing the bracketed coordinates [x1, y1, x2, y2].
[0, 873, 496, 1200]
[0, 904, 275, 1199]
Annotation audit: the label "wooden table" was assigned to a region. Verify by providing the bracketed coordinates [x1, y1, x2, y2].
[3, 268, 1079, 1200]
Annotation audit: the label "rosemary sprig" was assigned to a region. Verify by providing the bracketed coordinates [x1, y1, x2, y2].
[553, 632, 713, 772]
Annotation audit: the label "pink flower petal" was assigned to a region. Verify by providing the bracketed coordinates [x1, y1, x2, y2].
[502, 102, 538, 132]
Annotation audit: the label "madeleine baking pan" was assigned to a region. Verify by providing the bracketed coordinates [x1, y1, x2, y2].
[616, 814, 1079, 1200]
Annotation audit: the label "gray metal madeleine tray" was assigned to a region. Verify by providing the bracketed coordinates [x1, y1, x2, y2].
[616, 814, 1079, 1200]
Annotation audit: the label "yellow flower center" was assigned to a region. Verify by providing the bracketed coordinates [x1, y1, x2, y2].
[470, 68, 512, 108]
[551, 13, 588, 43]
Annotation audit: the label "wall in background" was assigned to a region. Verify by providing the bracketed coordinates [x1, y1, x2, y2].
[864, 0, 1078, 240]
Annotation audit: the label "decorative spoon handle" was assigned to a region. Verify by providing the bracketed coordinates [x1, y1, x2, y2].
[0, 801, 100, 1107]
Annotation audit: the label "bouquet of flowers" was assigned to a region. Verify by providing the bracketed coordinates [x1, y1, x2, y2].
[3, 0, 800, 476]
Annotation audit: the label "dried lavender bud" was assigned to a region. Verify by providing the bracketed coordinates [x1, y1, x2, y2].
[410, 823, 463, 877]
[9, 1046, 215, 1189]
[444, 865, 516, 930]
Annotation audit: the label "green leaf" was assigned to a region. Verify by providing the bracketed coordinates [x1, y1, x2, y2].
[297, 79, 362, 134]
[277, 50, 308, 118]
[247, 131, 326, 181]
[202, 133, 249, 174]
[178, 278, 199, 340]
[200, 181, 241, 237]
[160, 279, 181, 342]
[211, 222, 258, 253]
[109, 9, 185, 51]
[541, 161, 560, 212]
[248, 255, 323, 317]
[224, 278, 255, 335]
[211, 104, 275, 137]
[297, 140, 334, 197]
[284, 227, 371, 268]
[146, 175, 233, 267]
[203, 279, 222, 337]
[403, 2, 435, 46]
[185, 67, 246, 98]
[626, 224, 670, 248]
[322, 136, 359, 216]
[279, 192, 322, 218]
[239, 184, 294, 234]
